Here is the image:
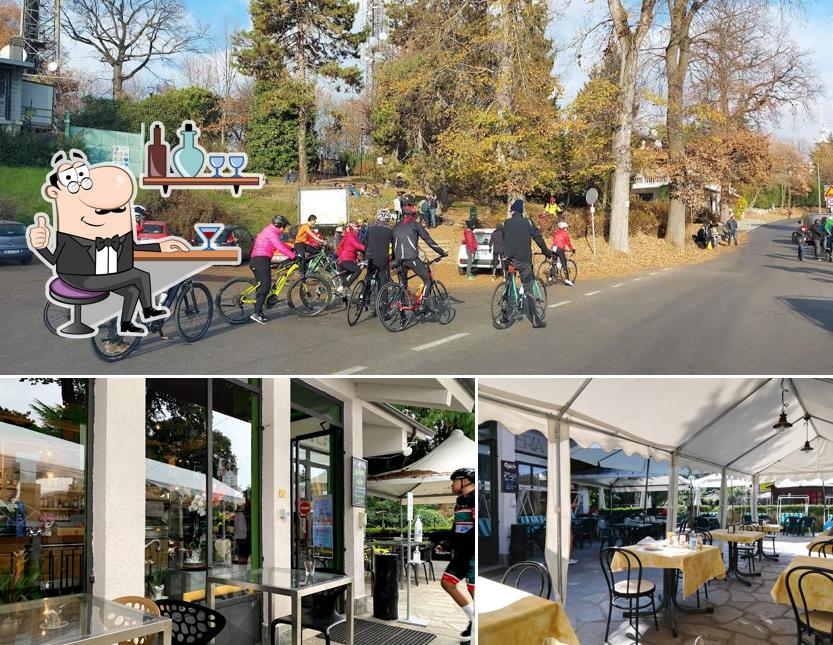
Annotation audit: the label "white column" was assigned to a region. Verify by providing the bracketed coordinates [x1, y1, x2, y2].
[262, 378, 292, 619]
[718, 468, 729, 529]
[544, 417, 571, 603]
[91, 378, 146, 599]
[342, 391, 365, 602]
[665, 453, 679, 535]
[751, 475, 760, 522]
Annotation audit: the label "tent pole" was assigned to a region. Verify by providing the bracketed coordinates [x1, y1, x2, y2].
[718, 468, 729, 529]
[666, 453, 679, 535]
[643, 459, 650, 515]
[751, 475, 759, 522]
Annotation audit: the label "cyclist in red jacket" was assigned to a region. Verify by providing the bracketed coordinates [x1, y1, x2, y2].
[551, 221, 575, 286]
[335, 223, 365, 294]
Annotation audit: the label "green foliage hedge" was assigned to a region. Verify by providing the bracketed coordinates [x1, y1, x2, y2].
[0, 130, 88, 168]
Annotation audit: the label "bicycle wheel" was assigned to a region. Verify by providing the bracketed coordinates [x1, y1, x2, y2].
[346, 279, 367, 326]
[532, 277, 548, 320]
[490, 281, 515, 329]
[431, 281, 455, 325]
[43, 302, 69, 336]
[559, 259, 578, 283]
[216, 277, 257, 324]
[537, 259, 555, 286]
[288, 272, 332, 317]
[376, 282, 414, 332]
[90, 319, 141, 362]
[175, 282, 213, 342]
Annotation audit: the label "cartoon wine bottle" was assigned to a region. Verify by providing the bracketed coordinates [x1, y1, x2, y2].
[146, 123, 170, 178]
[171, 121, 206, 177]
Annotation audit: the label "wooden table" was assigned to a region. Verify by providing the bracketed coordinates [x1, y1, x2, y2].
[477, 577, 578, 645]
[79, 246, 240, 327]
[613, 543, 725, 637]
[770, 555, 833, 612]
[710, 530, 765, 585]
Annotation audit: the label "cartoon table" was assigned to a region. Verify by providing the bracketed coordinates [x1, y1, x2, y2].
[75, 248, 240, 327]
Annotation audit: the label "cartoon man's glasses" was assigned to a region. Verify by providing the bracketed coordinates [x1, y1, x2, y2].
[58, 165, 93, 193]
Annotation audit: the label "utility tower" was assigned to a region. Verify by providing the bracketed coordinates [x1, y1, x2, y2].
[363, 0, 387, 90]
[19, 0, 60, 74]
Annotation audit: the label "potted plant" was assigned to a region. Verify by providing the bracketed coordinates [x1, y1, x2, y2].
[145, 568, 166, 601]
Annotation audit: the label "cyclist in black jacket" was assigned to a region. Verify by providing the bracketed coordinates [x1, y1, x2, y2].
[392, 203, 447, 297]
[364, 211, 395, 292]
[503, 198, 551, 328]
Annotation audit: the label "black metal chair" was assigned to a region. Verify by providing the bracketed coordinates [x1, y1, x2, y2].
[786, 516, 802, 536]
[271, 568, 346, 645]
[364, 545, 375, 593]
[575, 517, 595, 549]
[500, 561, 552, 599]
[736, 524, 758, 574]
[808, 540, 833, 558]
[800, 516, 817, 537]
[600, 547, 659, 645]
[785, 565, 833, 644]
[155, 599, 226, 645]
[598, 519, 622, 551]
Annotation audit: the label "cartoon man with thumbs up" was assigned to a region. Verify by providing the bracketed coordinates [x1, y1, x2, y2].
[28, 149, 192, 337]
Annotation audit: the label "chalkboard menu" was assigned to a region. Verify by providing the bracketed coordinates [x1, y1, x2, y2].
[352, 457, 368, 507]
[501, 460, 519, 493]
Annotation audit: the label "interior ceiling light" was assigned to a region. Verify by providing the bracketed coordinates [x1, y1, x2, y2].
[801, 414, 814, 452]
[773, 378, 793, 431]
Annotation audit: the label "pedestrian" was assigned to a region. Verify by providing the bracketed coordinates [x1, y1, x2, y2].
[418, 197, 431, 228]
[429, 193, 438, 228]
[463, 222, 477, 280]
[797, 232, 805, 261]
[393, 191, 403, 221]
[441, 468, 476, 645]
[543, 195, 560, 220]
[333, 226, 344, 250]
[812, 219, 824, 260]
[489, 221, 505, 281]
[725, 214, 738, 247]
[824, 216, 833, 261]
[345, 163, 350, 176]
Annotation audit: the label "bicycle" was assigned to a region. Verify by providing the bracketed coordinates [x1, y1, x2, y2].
[215, 258, 332, 323]
[536, 251, 578, 286]
[346, 261, 388, 326]
[375, 256, 454, 332]
[490, 262, 547, 329]
[43, 279, 213, 362]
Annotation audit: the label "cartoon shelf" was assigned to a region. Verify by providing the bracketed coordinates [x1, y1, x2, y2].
[140, 120, 263, 197]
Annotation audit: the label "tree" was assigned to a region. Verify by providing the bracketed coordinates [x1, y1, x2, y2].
[235, 0, 366, 184]
[62, 0, 205, 98]
[0, 0, 18, 48]
[606, 0, 658, 252]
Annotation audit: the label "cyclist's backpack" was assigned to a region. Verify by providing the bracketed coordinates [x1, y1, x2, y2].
[358, 225, 369, 245]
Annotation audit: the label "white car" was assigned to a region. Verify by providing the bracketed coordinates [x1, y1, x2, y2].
[457, 228, 496, 274]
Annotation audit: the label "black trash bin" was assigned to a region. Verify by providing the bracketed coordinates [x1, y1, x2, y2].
[510, 524, 529, 564]
[373, 553, 399, 620]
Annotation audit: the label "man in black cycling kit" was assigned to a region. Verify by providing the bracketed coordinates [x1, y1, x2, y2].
[442, 467, 475, 644]
[364, 210, 395, 294]
[503, 198, 551, 328]
[392, 203, 447, 301]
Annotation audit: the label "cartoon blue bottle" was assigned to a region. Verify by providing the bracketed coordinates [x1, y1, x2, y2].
[172, 122, 206, 177]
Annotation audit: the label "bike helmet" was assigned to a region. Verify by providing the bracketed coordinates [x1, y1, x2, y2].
[451, 467, 475, 483]
[558, 221, 568, 229]
[272, 215, 290, 228]
[376, 210, 391, 223]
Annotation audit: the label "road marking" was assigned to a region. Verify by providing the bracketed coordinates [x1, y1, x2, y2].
[585, 290, 601, 296]
[632, 277, 643, 282]
[549, 301, 571, 308]
[649, 271, 658, 276]
[412, 333, 469, 352]
[335, 366, 366, 375]
[661, 267, 671, 272]
[611, 283, 623, 288]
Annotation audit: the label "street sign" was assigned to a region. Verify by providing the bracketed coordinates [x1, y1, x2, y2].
[825, 185, 833, 199]
[299, 500, 311, 517]
[826, 197, 833, 209]
[585, 187, 599, 205]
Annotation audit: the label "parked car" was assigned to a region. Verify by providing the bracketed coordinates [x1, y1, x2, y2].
[456, 228, 495, 274]
[190, 225, 255, 260]
[137, 220, 170, 241]
[791, 212, 825, 245]
[0, 220, 33, 264]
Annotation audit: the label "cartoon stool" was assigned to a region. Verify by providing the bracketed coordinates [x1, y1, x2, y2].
[48, 278, 108, 336]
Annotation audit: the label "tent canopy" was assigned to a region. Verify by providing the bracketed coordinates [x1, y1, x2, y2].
[367, 429, 475, 504]
[479, 378, 833, 478]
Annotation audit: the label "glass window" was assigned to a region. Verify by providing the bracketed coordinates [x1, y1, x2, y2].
[0, 378, 88, 603]
[518, 464, 532, 487]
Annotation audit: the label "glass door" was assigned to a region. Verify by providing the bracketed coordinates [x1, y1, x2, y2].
[478, 423, 499, 566]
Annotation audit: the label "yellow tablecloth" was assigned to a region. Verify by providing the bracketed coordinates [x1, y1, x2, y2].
[612, 544, 726, 598]
[770, 555, 833, 612]
[807, 534, 833, 554]
[762, 524, 783, 534]
[478, 577, 578, 645]
[710, 529, 765, 544]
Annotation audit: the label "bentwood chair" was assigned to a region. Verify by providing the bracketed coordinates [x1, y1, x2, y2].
[785, 565, 833, 644]
[500, 561, 552, 599]
[112, 596, 161, 645]
[808, 539, 833, 558]
[600, 547, 659, 645]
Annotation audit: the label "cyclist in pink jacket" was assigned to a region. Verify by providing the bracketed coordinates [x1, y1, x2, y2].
[336, 222, 365, 294]
[249, 215, 296, 324]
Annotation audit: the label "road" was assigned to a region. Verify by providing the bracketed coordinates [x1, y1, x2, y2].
[1, 219, 831, 375]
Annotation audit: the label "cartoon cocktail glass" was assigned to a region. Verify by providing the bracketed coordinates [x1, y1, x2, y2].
[194, 223, 224, 250]
[208, 155, 226, 178]
[228, 155, 246, 177]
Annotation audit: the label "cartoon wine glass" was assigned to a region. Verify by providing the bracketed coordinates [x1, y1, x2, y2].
[208, 155, 226, 178]
[228, 155, 246, 178]
[194, 223, 224, 251]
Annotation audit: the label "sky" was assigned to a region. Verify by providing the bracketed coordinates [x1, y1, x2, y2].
[60, 0, 832, 151]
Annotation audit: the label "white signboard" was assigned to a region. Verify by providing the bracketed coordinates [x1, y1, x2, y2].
[406, 491, 414, 521]
[299, 188, 348, 226]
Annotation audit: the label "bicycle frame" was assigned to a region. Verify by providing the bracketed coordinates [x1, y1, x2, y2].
[243, 261, 301, 304]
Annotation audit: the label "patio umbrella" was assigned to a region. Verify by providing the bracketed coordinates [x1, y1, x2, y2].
[693, 486, 702, 515]
[646, 493, 653, 509]
[579, 488, 591, 513]
[598, 488, 607, 510]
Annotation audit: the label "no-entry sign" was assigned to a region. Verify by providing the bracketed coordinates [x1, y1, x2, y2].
[299, 500, 311, 517]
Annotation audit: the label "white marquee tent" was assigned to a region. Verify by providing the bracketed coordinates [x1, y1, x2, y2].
[366, 428, 476, 504]
[479, 377, 833, 602]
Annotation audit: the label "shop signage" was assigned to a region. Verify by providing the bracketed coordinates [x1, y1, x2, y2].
[352, 457, 368, 508]
[515, 430, 547, 458]
[312, 495, 334, 555]
[501, 460, 519, 493]
[299, 500, 311, 517]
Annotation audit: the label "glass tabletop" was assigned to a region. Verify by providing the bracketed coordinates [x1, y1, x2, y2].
[0, 594, 168, 645]
[208, 566, 351, 593]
